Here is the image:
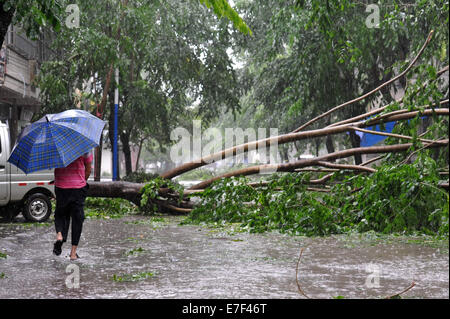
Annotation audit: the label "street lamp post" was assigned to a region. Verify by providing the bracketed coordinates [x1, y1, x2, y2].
[113, 68, 119, 181]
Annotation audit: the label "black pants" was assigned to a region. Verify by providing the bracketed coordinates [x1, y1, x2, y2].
[54, 186, 88, 246]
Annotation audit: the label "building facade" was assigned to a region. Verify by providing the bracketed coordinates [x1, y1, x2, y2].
[0, 24, 54, 147]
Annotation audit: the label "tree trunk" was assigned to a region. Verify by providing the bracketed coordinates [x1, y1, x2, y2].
[94, 66, 114, 181]
[94, 138, 103, 181]
[348, 130, 362, 165]
[188, 140, 449, 190]
[120, 131, 133, 176]
[87, 181, 193, 214]
[161, 108, 449, 179]
[314, 138, 320, 157]
[325, 135, 335, 162]
[107, 88, 115, 147]
[88, 181, 143, 206]
[135, 138, 144, 171]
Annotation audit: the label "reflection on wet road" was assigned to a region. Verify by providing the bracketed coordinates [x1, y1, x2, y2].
[0, 215, 448, 299]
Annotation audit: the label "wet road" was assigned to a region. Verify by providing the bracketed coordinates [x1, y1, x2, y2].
[0, 215, 448, 299]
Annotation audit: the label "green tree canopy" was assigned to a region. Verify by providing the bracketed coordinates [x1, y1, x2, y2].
[226, 0, 448, 162]
[36, 0, 250, 175]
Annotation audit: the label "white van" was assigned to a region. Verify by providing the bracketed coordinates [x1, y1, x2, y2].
[0, 121, 55, 222]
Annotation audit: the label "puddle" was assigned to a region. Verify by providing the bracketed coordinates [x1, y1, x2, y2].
[0, 215, 448, 299]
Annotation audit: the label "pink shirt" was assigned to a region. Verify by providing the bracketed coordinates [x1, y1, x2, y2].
[54, 153, 93, 189]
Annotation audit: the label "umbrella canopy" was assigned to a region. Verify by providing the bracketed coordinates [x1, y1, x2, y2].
[8, 109, 106, 174]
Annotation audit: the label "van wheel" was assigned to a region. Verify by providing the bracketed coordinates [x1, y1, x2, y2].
[23, 193, 52, 222]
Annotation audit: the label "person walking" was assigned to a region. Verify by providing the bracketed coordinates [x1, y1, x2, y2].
[52, 152, 93, 261]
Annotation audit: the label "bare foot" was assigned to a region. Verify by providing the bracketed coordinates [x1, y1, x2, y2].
[70, 246, 79, 260]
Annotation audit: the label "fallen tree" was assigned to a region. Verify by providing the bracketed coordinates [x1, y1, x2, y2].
[160, 106, 449, 180]
[87, 181, 143, 206]
[85, 31, 449, 221]
[188, 140, 449, 190]
[87, 135, 449, 210]
[87, 181, 194, 214]
[86, 102, 449, 212]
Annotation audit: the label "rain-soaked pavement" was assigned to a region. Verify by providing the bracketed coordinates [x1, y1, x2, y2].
[0, 214, 448, 299]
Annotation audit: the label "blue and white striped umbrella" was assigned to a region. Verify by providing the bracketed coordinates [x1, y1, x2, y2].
[8, 109, 106, 174]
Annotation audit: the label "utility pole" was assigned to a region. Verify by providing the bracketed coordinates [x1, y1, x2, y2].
[113, 68, 119, 181]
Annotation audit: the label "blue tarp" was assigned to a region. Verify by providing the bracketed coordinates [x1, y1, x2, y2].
[359, 121, 396, 147]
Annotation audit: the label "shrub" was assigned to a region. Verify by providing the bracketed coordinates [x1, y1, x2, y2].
[122, 171, 159, 183]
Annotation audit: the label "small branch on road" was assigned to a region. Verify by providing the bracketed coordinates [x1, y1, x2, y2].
[296, 248, 311, 299]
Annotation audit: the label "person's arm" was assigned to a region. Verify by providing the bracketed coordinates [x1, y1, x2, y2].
[85, 161, 92, 181]
[83, 152, 93, 181]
